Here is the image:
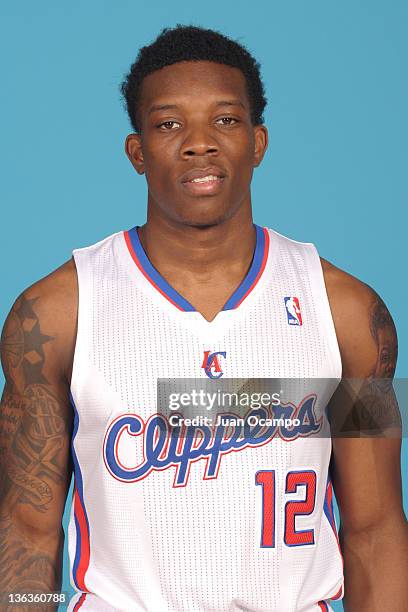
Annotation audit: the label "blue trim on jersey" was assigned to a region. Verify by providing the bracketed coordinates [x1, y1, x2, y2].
[70, 392, 91, 589]
[323, 474, 337, 537]
[127, 224, 265, 312]
[72, 512, 82, 590]
[222, 224, 265, 310]
[127, 226, 196, 311]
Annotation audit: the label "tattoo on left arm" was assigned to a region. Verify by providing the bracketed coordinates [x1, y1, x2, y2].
[330, 291, 401, 437]
[369, 292, 398, 379]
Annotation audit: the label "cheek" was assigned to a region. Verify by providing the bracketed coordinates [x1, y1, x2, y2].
[225, 134, 255, 167]
[228, 147, 255, 184]
[143, 144, 176, 187]
[143, 141, 170, 166]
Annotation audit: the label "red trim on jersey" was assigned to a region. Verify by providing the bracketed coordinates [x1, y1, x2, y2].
[124, 230, 184, 311]
[73, 593, 87, 610]
[325, 480, 345, 570]
[124, 225, 270, 313]
[330, 585, 343, 600]
[233, 227, 270, 308]
[317, 601, 329, 611]
[73, 484, 91, 591]
[324, 479, 345, 601]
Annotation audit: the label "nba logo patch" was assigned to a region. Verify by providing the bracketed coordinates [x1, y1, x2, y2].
[284, 297, 303, 326]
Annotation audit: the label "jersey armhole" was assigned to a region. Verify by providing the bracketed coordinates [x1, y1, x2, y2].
[70, 248, 90, 403]
[306, 244, 343, 380]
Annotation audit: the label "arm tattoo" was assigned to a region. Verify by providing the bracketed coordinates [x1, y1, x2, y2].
[369, 293, 398, 379]
[0, 295, 71, 608]
[3, 384, 68, 513]
[330, 292, 401, 437]
[1, 295, 54, 392]
[0, 515, 62, 612]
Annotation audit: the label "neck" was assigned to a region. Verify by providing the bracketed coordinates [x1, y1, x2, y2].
[135, 198, 259, 321]
[138, 206, 256, 282]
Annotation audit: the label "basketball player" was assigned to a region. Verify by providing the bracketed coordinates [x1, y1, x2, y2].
[1, 25, 407, 612]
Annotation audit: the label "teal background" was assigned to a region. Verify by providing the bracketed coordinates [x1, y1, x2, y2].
[1, 2, 407, 610]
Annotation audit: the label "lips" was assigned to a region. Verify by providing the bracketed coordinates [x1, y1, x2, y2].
[180, 166, 226, 196]
[180, 166, 226, 184]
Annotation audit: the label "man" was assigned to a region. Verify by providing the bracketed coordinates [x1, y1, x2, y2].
[0, 25, 407, 612]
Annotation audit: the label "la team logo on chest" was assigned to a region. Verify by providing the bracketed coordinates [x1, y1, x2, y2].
[201, 350, 227, 379]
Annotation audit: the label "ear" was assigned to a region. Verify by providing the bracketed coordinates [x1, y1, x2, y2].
[253, 125, 268, 167]
[125, 133, 145, 175]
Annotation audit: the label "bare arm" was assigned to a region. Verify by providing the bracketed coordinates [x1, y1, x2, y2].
[0, 260, 77, 611]
[323, 259, 408, 611]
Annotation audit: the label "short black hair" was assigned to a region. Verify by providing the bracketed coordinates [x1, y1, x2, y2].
[120, 24, 267, 133]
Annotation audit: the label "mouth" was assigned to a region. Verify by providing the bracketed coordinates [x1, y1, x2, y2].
[181, 170, 226, 196]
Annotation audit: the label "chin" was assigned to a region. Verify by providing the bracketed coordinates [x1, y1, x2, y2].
[174, 202, 236, 229]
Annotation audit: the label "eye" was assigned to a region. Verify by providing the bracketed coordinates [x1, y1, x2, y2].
[158, 120, 181, 130]
[216, 117, 239, 126]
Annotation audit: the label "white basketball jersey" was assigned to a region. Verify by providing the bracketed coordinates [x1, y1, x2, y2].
[67, 224, 344, 612]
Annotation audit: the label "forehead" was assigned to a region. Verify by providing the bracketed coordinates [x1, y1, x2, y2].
[139, 61, 249, 111]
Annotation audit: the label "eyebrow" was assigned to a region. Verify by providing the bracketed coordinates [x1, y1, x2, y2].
[148, 99, 246, 114]
[215, 100, 246, 109]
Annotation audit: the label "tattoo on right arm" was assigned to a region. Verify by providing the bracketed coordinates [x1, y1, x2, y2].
[0, 294, 73, 610]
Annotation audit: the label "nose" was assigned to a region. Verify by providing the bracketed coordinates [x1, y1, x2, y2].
[181, 125, 219, 158]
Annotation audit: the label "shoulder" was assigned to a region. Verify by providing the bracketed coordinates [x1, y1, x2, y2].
[15, 257, 78, 325]
[321, 258, 397, 377]
[1, 258, 78, 386]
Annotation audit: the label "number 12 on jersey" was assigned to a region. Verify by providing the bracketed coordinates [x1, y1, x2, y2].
[255, 470, 317, 548]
